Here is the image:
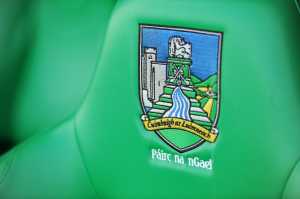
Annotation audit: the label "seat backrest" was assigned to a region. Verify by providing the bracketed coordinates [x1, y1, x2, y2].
[0, 1, 299, 198]
[74, 0, 300, 198]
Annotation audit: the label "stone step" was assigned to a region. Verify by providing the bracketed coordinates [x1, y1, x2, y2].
[191, 102, 201, 107]
[190, 114, 212, 127]
[190, 111, 208, 117]
[161, 94, 171, 98]
[148, 112, 163, 118]
[165, 85, 193, 90]
[156, 102, 172, 107]
[191, 115, 211, 123]
[191, 107, 204, 112]
[153, 104, 171, 110]
[160, 98, 172, 103]
[149, 109, 165, 114]
[160, 94, 172, 103]
[165, 84, 175, 88]
[181, 86, 193, 91]
[164, 87, 174, 95]
[148, 108, 166, 118]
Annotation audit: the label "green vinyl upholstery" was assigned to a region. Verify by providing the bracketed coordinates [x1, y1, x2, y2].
[0, 0, 299, 198]
[0, 120, 98, 199]
[0, 0, 116, 145]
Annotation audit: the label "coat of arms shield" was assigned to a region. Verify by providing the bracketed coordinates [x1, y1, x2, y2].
[139, 24, 223, 153]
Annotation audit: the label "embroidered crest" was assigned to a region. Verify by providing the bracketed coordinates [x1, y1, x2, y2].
[139, 25, 222, 153]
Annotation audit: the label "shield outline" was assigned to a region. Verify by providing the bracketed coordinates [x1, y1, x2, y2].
[138, 24, 223, 153]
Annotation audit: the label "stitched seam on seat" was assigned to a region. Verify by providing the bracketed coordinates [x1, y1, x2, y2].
[0, 115, 74, 186]
[69, 2, 120, 198]
[73, 118, 101, 199]
[0, 148, 17, 185]
[296, 0, 300, 14]
[280, 156, 300, 199]
[72, 0, 118, 119]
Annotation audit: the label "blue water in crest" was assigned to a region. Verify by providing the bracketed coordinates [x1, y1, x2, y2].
[163, 87, 191, 121]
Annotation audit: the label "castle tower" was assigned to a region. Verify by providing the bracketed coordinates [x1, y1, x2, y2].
[150, 62, 167, 102]
[167, 37, 192, 86]
[142, 48, 157, 97]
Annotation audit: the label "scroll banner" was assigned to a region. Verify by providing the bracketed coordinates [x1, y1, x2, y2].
[141, 116, 218, 143]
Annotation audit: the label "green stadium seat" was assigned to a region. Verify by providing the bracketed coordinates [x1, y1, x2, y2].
[0, 0, 299, 198]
